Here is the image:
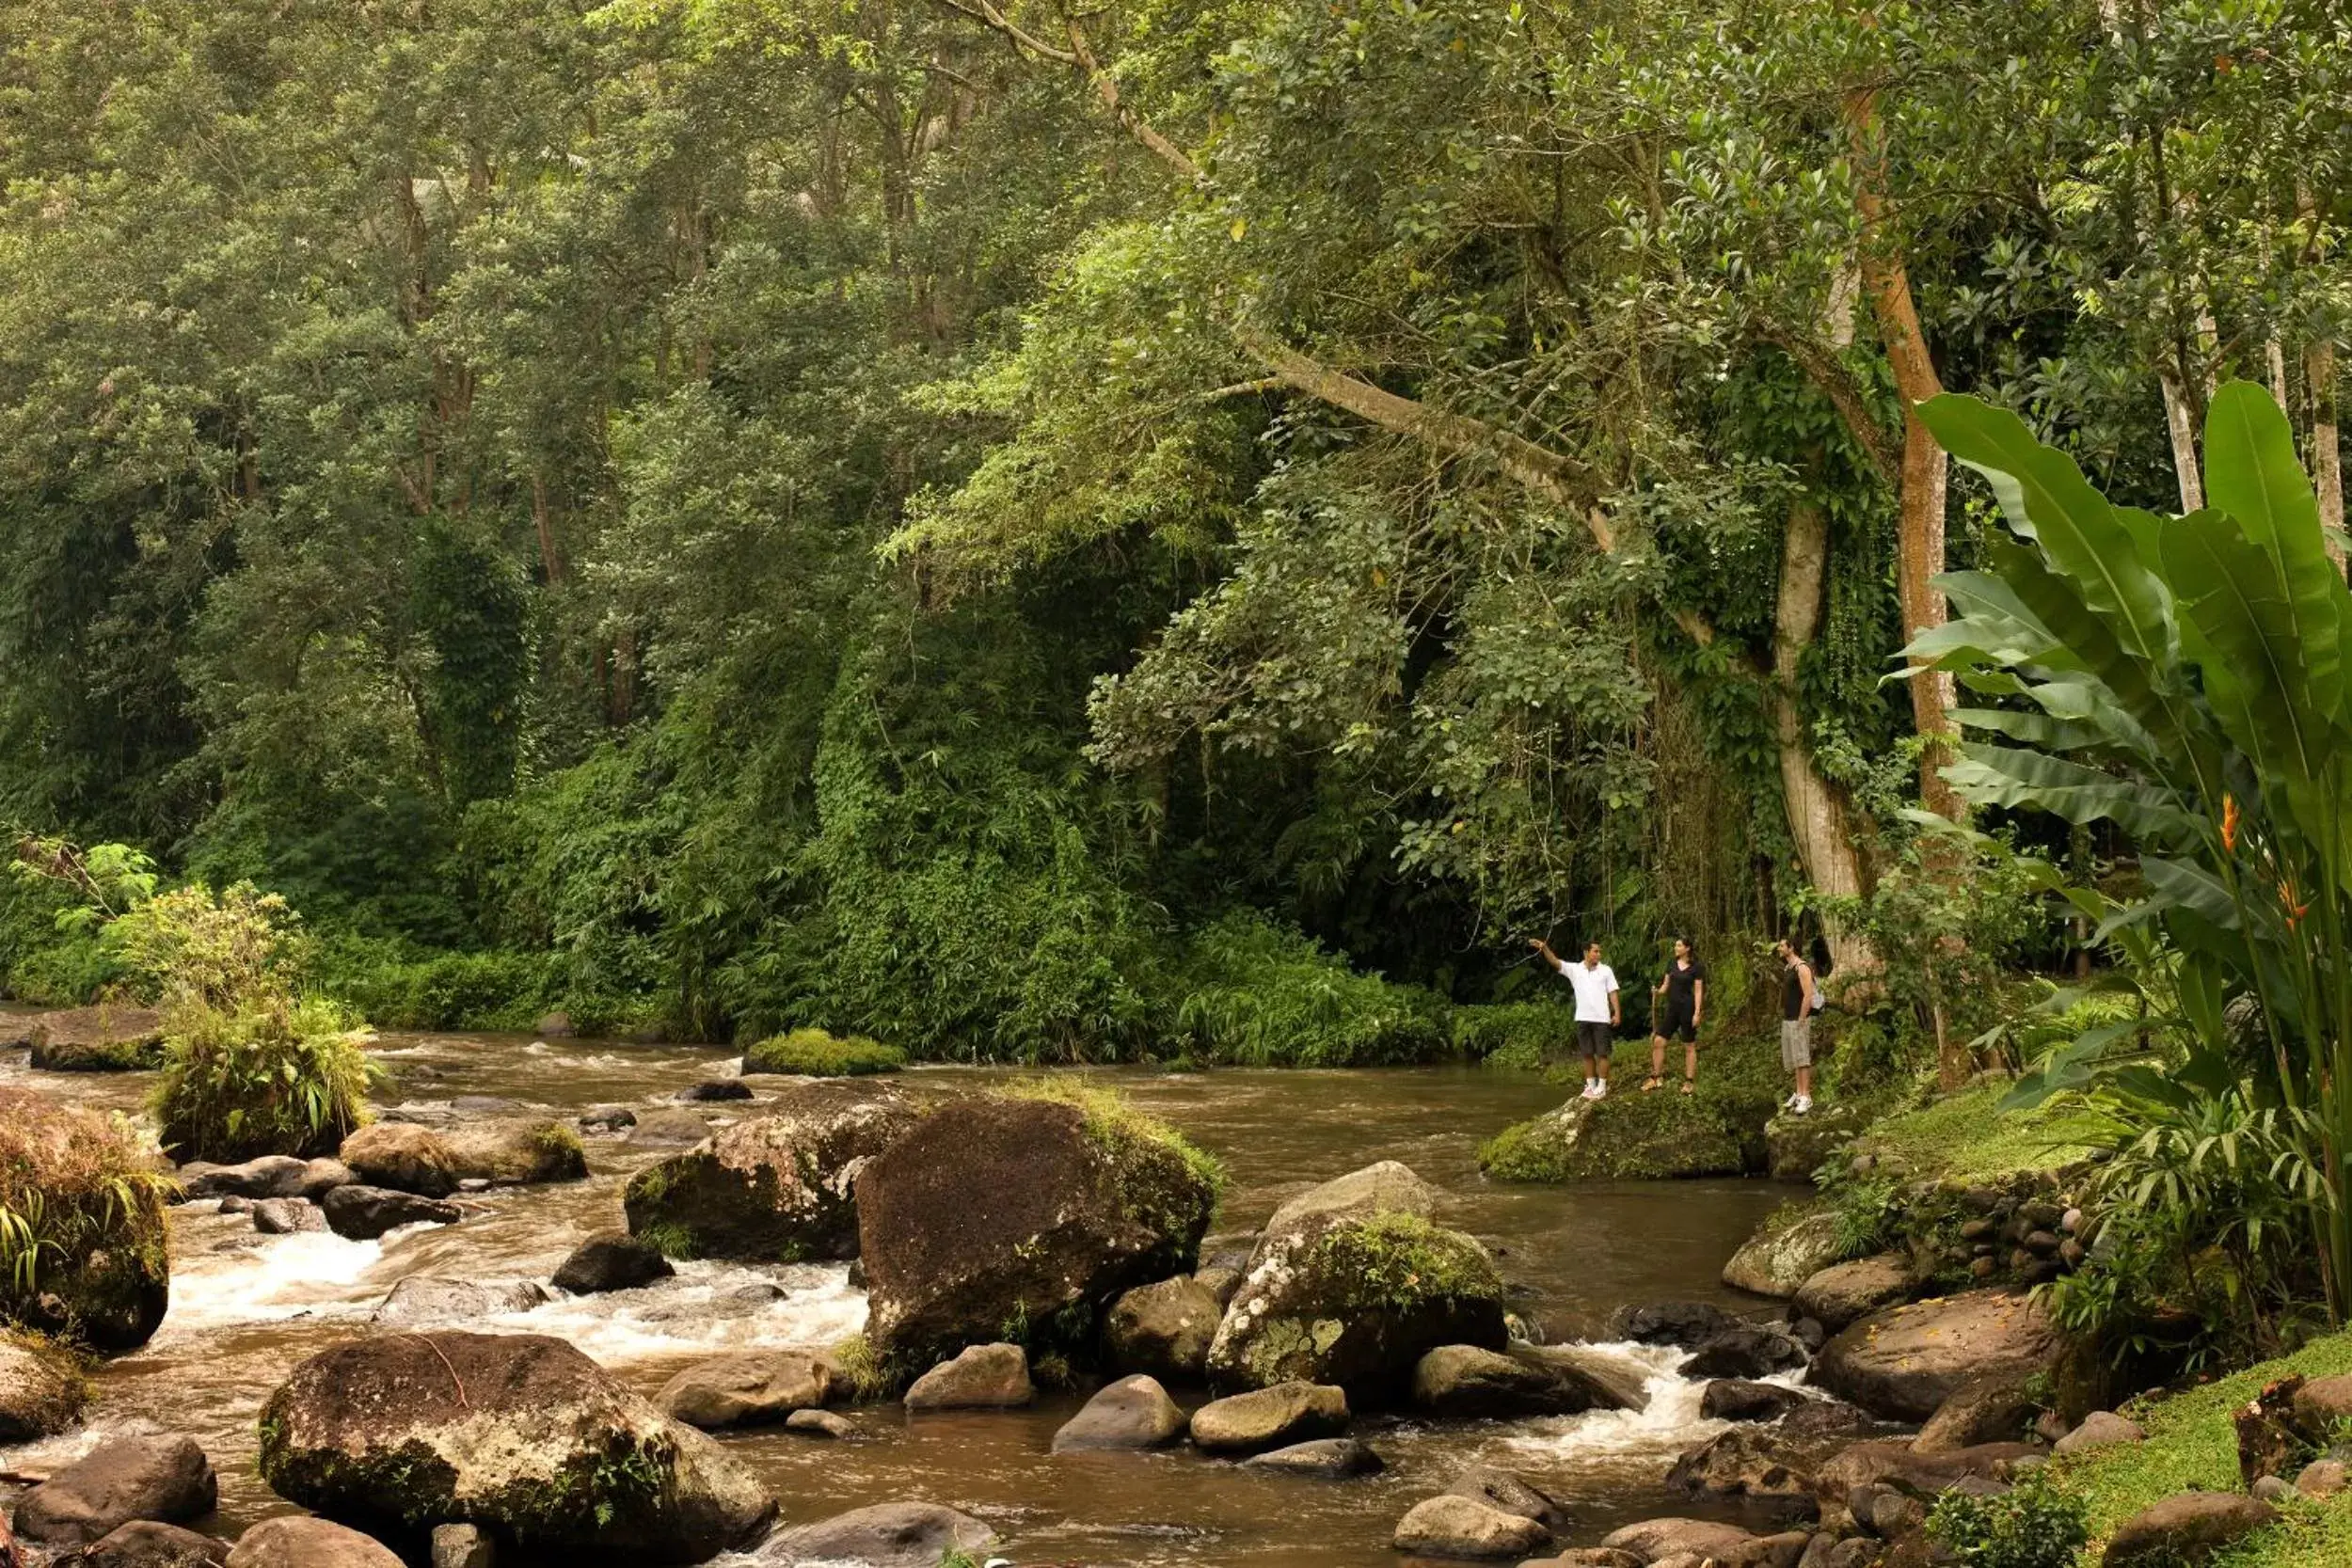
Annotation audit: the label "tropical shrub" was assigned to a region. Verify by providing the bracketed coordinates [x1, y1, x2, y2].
[1911, 381, 2352, 1318]
[741, 1027, 905, 1076]
[1925, 1471, 2088, 1568]
[151, 997, 374, 1162]
[106, 880, 308, 1011]
[1158, 912, 1448, 1066]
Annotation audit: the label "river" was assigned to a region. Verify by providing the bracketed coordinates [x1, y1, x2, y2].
[1, 1026, 1802, 1565]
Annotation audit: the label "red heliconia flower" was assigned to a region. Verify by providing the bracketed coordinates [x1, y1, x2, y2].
[2221, 795, 2241, 854]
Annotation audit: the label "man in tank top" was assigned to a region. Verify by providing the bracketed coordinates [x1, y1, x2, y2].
[1642, 937, 1706, 1095]
[1529, 936, 1619, 1100]
[1776, 937, 1818, 1116]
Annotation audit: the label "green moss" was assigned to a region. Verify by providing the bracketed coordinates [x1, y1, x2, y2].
[1851, 1084, 2100, 1183]
[1002, 1074, 1227, 1223]
[741, 1027, 906, 1077]
[533, 1122, 587, 1164]
[1478, 1034, 1780, 1182]
[1309, 1212, 1502, 1314]
[827, 1333, 902, 1402]
[2042, 1329, 2352, 1565]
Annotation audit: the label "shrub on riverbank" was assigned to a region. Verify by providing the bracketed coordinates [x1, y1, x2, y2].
[151, 997, 373, 1162]
[742, 1027, 905, 1076]
[0, 1087, 172, 1351]
[1159, 913, 1447, 1066]
[315, 934, 559, 1031]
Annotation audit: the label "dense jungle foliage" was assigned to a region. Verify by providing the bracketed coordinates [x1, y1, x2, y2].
[1, 0, 2347, 1072]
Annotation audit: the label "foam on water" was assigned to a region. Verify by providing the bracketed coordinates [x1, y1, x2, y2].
[494, 1261, 868, 1361]
[1491, 1339, 1788, 1481]
[157, 1227, 388, 1336]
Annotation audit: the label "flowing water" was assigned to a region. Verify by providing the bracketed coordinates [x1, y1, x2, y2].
[1, 1023, 1804, 1565]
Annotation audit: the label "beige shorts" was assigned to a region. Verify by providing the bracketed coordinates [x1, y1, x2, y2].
[1780, 1017, 1813, 1070]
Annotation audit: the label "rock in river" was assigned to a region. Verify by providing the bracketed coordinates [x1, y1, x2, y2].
[659, 1350, 835, 1431]
[1721, 1209, 1844, 1300]
[1242, 1437, 1384, 1478]
[1699, 1380, 1805, 1423]
[1411, 1343, 1643, 1418]
[1188, 1381, 1349, 1454]
[1205, 1163, 1505, 1402]
[368, 1276, 548, 1326]
[904, 1342, 1034, 1410]
[1792, 1254, 1915, 1331]
[439, 1118, 586, 1185]
[551, 1233, 674, 1294]
[755, 1502, 995, 1566]
[1391, 1493, 1550, 1559]
[24, 1006, 166, 1071]
[225, 1518, 402, 1568]
[322, 1185, 461, 1241]
[1103, 1275, 1222, 1381]
[0, 1331, 88, 1441]
[855, 1089, 1217, 1368]
[1051, 1374, 1186, 1451]
[338, 1124, 459, 1197]
[13, 1434, 217, 1547]
[82, 1521, 230, 1567]
[1812, 1290, 2060, 1422]
[625, 1081, 922, 1262]
[259, 1331, 775, 1561]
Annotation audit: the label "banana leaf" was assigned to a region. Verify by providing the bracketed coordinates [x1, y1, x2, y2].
[2204, 382, 2346, 732]
[1945, 742, 2204, 847]
[2162, 510, 2342, 788]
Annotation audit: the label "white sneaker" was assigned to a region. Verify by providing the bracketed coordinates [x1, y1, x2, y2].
[1790, 1095, 1812, 1116]
[1581, 1081, 1599, 1100]
[1593, 1080, 1609, 1100]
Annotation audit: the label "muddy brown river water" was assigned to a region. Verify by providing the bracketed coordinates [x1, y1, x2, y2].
[1, 1025, 1804, 1565]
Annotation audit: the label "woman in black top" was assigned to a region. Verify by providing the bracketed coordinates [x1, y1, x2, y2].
[1642, 938, 1707, 1093]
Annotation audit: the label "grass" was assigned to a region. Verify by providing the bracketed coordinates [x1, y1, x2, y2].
[741, 1026, 906, 1076]
[1852, 1083, 2101, 1183]
[2046, 1329, 2352, 1565]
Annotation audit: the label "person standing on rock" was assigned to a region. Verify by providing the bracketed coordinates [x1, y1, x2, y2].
[1529, 937, 1619, 1100]
[1643, 938, 1706, 1095]
[1776, 937, 1818, 1116]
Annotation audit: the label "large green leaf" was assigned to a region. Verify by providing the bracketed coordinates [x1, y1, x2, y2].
[1918, 394, 2177, 665]
[2161, 509, 2341, 788]
[1944, 742, 2204, 847]
[2204, 380, 2346, 732]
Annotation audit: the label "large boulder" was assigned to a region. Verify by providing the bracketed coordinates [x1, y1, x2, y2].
[176, 1156, 345, 1202]
[322, 1185, 461, 1241]
[658, 1350, 835, 1430]
[1257, 1161, 1437, 1243]
[258, 1331, 775, 1561]
[368, 1276, 548, 1327]
[755, 1502, 995, 1567]
[1103, 1275, 1223, 1381]
[0, 1332, 87, 1441]
[903, 1342, 1033, 1410]
[2102, 1493, 2276, 1567]
[1722, 1210, 1845, 1299]
[1188, 1381, 1349, 1454]
[1206, 1165, 1504, 1402]
[1793, 1255, 1915, 1331]
[1050, 1374, 1186, 1452]
[1391, 1495, 1549, 1559]
[25, 1006, 166, 1071]
[1665, 1401, 1883, 1516]
[82, 1521, 230, 1567]
[12, 1435, 216, 1547]
[854, 1090, 1218, 1369]
[626, 1082, 922, 1262]
[1597, 1519, 1758, 1563]
[1915, 1373, 2042, 1454]
[1441, 1465, 1570, 1534]
[1411, 1344, 1642, 1418]
[225, 1519, 402, 1568]
[440, 1118, 586, 1185]
[1478, 1094, 1756, 1184]
[0, 1087, 170, 1351]
[1812, 1437, 2041, 1527]
[551, 1234, 675, 1294]
[338, 1124, 458, 1198]
[1813, 1291, 2060, 1421]
[1765, 1102, 1872, 1182]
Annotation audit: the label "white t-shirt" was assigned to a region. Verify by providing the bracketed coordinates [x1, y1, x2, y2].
[1559, 959, 1619, 1022]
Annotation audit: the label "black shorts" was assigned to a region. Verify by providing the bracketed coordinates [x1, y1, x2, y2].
[1576, 1020, 1613, 1056]
[1658, 1007, 1696, 1043]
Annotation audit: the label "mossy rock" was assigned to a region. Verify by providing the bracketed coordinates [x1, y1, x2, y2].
[0, 1086, 170, 1352]
[0, 1329, 90, 1439]
[740, 1028, 905, 1077]
[25, 1006, 166, 1071]
[258, 1331, 774, 1561]
[624, 1081, 923, 1261]
[1766, 1101, 1876, 1182]
[442, 1117, 588, 1184]
[1479, 1092, 1756, 1182]
[1722, 1204, 1844, 1298]
[854, 1081, 1221, 1374]
[1205, 1211, 1507, 1404]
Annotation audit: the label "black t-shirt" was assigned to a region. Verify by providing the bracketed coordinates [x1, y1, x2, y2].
[1662, 958, 1706, 1016]
[1783, 964, 1812, 1021]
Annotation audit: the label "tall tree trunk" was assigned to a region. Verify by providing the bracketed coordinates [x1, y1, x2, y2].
[1847, 87, 1961, 821]
[1774, 486, 1873, 975]
[2312, 337, 2344, 570]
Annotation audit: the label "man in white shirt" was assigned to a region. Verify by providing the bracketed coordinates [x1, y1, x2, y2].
[1529, 937, 1620, 1100]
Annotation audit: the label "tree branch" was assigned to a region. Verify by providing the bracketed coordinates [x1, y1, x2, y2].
[1752, 322, 1899, 483]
